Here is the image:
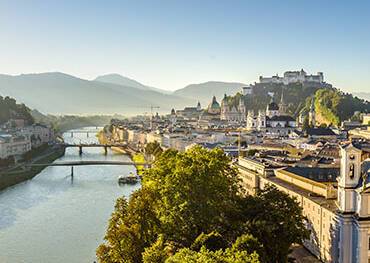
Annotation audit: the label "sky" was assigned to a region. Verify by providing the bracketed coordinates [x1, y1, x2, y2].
[0, 0, 369, 92]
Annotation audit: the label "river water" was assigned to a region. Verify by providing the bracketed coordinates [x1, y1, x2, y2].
[0, 128, 140, 263]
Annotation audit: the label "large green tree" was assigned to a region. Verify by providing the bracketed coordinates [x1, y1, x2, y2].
[97, 147, 309, 263]
[144, 146, 242, 247]
[239, 186, 310, 263]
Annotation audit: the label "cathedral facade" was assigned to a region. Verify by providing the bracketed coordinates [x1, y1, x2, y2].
[220, 94, 246, 123]
[246, 92, 296, 136]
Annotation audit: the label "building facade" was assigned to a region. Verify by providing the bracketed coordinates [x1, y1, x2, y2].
[220, 94, 246, 123]
[0, 134, 31, 159]
[237, 140, 370, 263]
[259, 69, 324, 85]
[246, 96, 296, 136]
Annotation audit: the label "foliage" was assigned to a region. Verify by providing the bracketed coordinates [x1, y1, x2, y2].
[132, 153, 146, 176]
[239, 186, 310, 263]
[96, 189, 160, 263]
[142, 235, 169, 263]
[145, 141, 163, 158]
[144, 146, 242, 247]
[302, 115, 310, 131]
[231, 234, 265, 262]
[166, 246, 260, 263]
[97, 147, 309, 263]
[314, 88, 370, 126]
[190, 231, 227, 252]
[0, 95, 34, 125]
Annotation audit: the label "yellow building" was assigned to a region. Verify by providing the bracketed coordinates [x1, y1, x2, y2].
[236, 157, 340, 262]
[237, 141, 370, 263]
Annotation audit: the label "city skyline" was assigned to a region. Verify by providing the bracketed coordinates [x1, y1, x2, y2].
[1, 0, 370, 92]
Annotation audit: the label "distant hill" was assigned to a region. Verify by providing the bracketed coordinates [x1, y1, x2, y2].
[227, 81, 370, 127]
[0, 73, 194, 115]
[313, 89, 370, 126]
[173, 81, 246, 106]
[353, 92, 370, 101]
[95, 73, 170, 94]
[0, 95, 34, 125]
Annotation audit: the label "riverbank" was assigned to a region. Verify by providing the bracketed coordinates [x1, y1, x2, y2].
[98, 130, 146, 175]
[0, 145, 65, 191]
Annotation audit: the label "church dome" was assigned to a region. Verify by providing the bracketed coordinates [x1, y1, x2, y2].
[208, 96, 220, 110]
[207, 96, 221, 114]
[267, 101, 279, 111]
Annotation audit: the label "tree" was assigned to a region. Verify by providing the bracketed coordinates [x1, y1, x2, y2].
[145, 141, 163, 158]
[96, 189, 160, 263]
[239, 186, 310, 263]
[190, 231, 227, 252]
[144, 146, 242, 247]
[142, 235, 169, 263]
[231, 234, 265, 262]
[97, 148, 308, 263]
[166, 246, 260, 263]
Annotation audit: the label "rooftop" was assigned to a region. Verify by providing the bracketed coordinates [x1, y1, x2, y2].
[283, 166, 339, 183]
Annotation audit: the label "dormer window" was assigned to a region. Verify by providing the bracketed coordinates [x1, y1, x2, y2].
[349, 154, 355, 160]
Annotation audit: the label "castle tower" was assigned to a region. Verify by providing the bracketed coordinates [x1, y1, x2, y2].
[309, 98, 316, 127]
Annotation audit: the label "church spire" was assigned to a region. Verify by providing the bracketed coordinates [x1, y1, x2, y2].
[279, 88, 287, 115]
[280, 88, 285, 104]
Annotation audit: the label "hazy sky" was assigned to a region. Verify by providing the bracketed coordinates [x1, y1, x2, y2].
[0, 0, 369, 92]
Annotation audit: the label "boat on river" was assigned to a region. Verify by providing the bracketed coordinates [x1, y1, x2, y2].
[118, 173, 139, 184]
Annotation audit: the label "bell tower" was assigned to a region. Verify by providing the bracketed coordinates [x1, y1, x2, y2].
[338, 143, 362, 213]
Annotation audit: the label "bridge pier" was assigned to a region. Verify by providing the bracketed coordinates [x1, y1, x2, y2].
[104, 146, 108, 155]
[79, 146, 83, 155]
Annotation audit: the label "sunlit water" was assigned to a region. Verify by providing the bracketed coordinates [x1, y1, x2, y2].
[0, 128, 140, 263]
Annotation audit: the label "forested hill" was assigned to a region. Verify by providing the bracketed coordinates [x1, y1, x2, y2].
[313, 89, 370, 126]
[0, 96, 34, 125]
[231, 82, 370, 126]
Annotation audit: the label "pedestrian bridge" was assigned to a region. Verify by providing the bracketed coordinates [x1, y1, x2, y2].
[28, 160, 149, 167]
[27, 160, 151, 177]
[61, 143, 128, 155]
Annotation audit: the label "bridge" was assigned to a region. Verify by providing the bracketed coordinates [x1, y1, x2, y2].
[61, 143, 128, 155]
[65, 129, 100, 138]
[27, 161, 151, 176]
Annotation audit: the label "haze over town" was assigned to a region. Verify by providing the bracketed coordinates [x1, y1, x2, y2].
[1, 1, 370, 263]
[1, 0, 370, 93]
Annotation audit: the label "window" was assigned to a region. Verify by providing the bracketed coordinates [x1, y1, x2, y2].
[350, 163, 355, 178]
[368, 236, 370, 250]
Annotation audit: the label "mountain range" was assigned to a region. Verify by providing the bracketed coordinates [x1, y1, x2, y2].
[0, 72, 368, 116]
[0, 72, 246, 115]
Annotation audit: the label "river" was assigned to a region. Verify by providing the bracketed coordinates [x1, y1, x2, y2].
[0, 128, 140, 263]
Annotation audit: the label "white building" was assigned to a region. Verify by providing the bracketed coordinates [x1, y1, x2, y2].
[259, 69, 324, 85]
[337, 142, 370, 263]
[237, 140, 370, 262]
[0, 134, 31, 159]
[246, 97, 296, 136]
[220, 94, 246, 123]
[22, 124, 54, 147]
